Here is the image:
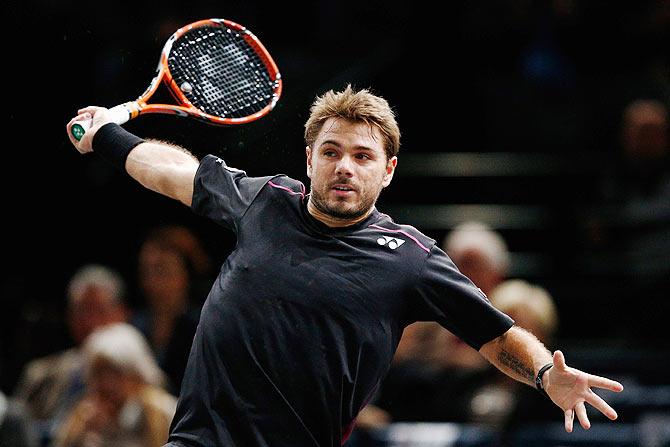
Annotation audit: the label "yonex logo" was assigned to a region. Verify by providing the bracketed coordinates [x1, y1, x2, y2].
[377, 236, 406, 250]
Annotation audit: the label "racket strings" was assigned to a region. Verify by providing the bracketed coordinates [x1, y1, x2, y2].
[168, 25, 277, 119]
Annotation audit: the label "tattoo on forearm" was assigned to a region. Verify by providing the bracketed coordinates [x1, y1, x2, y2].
[498, 350, 534, 382]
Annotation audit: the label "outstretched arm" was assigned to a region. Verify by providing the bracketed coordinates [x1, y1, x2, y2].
[66, 106, 199, 206]
[479, 325, 624, 432]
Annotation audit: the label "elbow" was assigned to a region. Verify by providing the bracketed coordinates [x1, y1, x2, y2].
[478, 325, 515, 360]
[156, 176, 193, 206]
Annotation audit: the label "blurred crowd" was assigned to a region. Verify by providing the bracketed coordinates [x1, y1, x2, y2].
[2, 0, 669, 445]
[1, 94, 669, 445]
[1, 220, 561, 447]
[0, 225, 214, 447]
[352, 222, 562, 445]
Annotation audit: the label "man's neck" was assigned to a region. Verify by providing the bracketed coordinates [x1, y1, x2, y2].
[307, 199, 373, 228]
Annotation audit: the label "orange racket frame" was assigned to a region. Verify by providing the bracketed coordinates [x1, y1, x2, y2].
[72, 18, 282, 140]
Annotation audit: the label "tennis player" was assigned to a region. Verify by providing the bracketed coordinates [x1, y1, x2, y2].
[67, 85, 623, 446]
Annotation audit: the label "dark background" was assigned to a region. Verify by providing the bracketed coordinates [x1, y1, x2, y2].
[2, 0, 669, 396]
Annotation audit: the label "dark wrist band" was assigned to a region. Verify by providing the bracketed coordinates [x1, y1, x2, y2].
[535, 362, 554, 400]
[92, 123, 145, 172]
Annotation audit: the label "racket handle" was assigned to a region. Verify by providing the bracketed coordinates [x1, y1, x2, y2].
[71, 103, 135, 141]
[70, 119, 91, 141]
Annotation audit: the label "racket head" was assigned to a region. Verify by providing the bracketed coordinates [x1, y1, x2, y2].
[138, 18, 282, 125]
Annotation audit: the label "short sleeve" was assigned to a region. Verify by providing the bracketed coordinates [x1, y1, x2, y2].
[191, 155, 273, 231]
[410, 245, 515, 350]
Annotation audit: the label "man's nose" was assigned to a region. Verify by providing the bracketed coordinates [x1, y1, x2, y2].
[335, 155, 354, 177]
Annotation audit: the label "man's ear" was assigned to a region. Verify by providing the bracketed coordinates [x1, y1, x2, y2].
[382, 156, 398, 187]
[306, 146, 313, 178]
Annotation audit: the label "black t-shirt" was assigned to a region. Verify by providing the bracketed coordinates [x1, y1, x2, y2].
[165, 155, 514, 447]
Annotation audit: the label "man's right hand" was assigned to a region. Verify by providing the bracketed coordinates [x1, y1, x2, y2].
[66, 106, 113, 154]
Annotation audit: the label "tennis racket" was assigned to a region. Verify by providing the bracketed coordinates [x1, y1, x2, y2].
[71, 18, 282, 140]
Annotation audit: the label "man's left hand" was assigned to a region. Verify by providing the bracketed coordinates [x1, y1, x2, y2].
[544, 350, 624, 432]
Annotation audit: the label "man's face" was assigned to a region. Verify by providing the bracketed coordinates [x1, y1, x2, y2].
[68, 287, 127, 345]
[138, 243, 189, 310]
[89, 357, 140, 418]
[306, 118, 397, 220]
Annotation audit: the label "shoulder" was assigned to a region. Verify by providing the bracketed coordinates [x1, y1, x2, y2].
[16, 349, 81, 393]
[22, 349, 80, 377]
[368, 212, 436, 257]
[197, 155, 305, 196]
[142, 386, 178, 418]
[197, 155, 263, 182]
[263, 175, 307, 198]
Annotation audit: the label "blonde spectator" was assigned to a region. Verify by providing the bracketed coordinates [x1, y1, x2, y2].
[489, 279, 559, 344]
[443, 221, 511, 296]
[13, 264, 128, 443]
[468, 280, 560, 428]
[53, 323, 176, 447]
[395, 221, 511, 366]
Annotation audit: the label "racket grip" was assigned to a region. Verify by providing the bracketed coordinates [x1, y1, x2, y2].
[70, 103, 135, 141]
[71, 119, 91, 141]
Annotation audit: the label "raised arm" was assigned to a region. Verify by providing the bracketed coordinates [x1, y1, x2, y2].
[479, 325, 624, 432]
[124, 140, 198, 206]
[66, 106, 199, 206]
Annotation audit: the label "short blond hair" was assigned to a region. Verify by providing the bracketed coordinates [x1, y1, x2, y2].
[304, 85, 401, 159]
[443, 221, 511, 276]
[67, 264, 126, 306]
[83, 322, 166, 388]
[489, 279, 559, 342]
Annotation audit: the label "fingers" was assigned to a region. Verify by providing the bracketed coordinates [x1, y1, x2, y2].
[551, 349, 621, 431]
[553, 350, 568, 370]
[77, 106, 104, 116]
[66, 113, 90, 146]
[66, 109, 99, 152]
[77, 106, 110, 124]
[564, 393, 617, 433]
[67, 112, 91, 127]
[588, 374, 624, 392]
[586, 390, 619, 420]
[565, 403, 594, 432]
[564, 408, 574, 433]
[67, 105, 110, 152]
[575, 402, 590, 430]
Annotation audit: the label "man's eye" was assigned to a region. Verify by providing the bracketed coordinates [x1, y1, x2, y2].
[324, 150, 337, 157]
[355, 153, 371, 160]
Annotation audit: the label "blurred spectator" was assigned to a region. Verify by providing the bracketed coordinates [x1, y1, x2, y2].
[596, 98, 670, 207]
[371, 323, 495, 425]
[489, 279, 558, 346]
[469, 279, 560, 430]
[0, 390, 37, 447]
[53, 322, 176, 447]
[368, 279, 559, 436]
[442, 221, 511, 296]
[583, 98, 670, 344]
[622, 99, 668, 164]
[12, 264, 128, 444]
[357, 222, 513, 429]
[393, 222, 511, 370]
[130, 225, 212, 394]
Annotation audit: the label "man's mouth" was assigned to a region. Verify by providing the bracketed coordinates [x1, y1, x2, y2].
[331, 183, 356, 196]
